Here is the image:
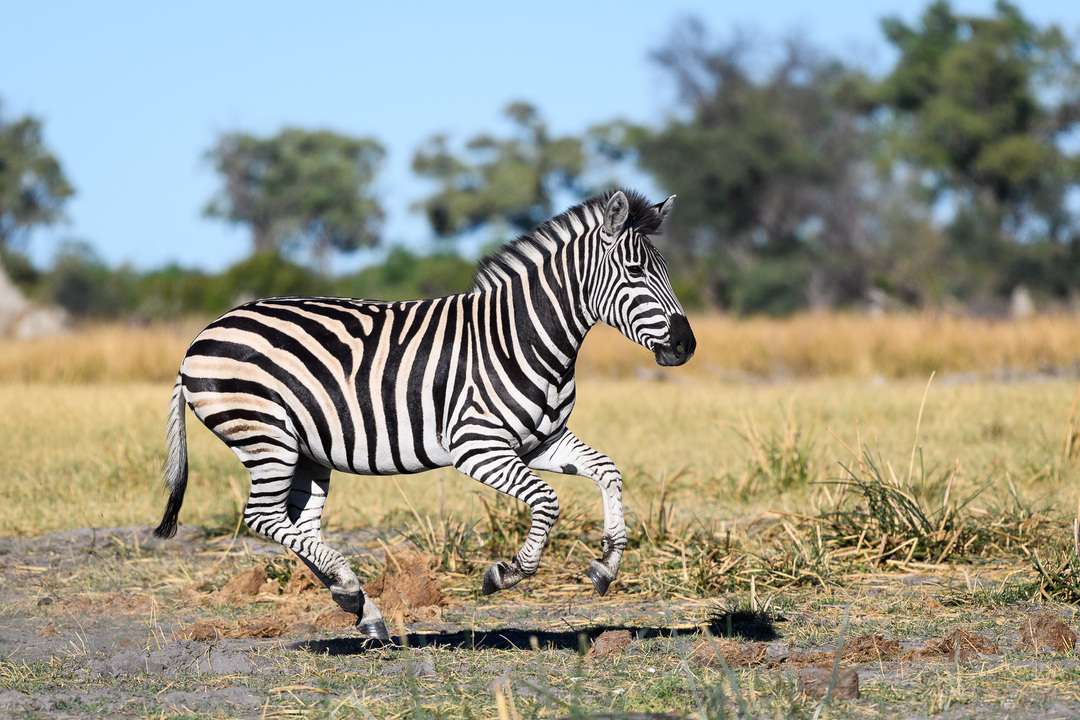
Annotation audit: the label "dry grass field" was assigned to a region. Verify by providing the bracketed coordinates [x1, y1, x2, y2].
[2, 314, 1080, 718]
[5, 312, 1080, 383]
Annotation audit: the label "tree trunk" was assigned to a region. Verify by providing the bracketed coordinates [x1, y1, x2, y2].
[252, 223, 276, 255]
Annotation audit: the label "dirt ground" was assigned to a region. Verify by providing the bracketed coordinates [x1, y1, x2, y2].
[1, 526, 1079, 719]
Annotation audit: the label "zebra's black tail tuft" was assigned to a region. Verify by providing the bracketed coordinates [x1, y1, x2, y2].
[154, 375, 189, 539]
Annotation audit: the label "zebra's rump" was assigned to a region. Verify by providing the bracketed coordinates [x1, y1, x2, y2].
[180, 296, 465, 475]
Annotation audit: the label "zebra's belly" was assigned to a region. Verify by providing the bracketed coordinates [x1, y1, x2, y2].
[298, 426, 453, 476]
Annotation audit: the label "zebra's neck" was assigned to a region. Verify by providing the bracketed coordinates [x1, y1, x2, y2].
[470, 209, 602, 380]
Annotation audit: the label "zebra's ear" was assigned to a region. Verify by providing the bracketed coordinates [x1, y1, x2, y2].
[653, 194, 676, 223]
[603, 190, 630, 239]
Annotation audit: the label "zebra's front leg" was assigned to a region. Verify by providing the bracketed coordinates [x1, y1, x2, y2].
[527, 430, 626, 596]
[452, 444, 561, 595]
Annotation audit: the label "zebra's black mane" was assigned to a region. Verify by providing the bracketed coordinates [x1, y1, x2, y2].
[472, 189, 663, 290]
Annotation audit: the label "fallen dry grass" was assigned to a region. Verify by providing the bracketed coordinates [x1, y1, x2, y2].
[6, 312, 1080, 382]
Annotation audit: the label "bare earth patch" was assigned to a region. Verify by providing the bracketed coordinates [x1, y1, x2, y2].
[787, 633, 904, 667]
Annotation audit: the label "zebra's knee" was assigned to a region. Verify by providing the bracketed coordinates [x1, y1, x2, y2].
[243, 506, 292, 542]
[537, 492, 560, 527]
[597, 467, 622, 491]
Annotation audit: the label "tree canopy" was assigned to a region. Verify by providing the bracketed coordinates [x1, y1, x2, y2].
[876, 0, 1080, 302]
[593, 21, 880, 312]
[0, 104, 74, 248]
[411, 101, 586, 239]
[204, 128, 386, 263]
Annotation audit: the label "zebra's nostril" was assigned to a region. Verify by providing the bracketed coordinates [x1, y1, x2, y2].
[675, 343, 685, 353]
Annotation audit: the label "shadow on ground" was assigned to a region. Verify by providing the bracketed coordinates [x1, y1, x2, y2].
[294, 610, 781, 654]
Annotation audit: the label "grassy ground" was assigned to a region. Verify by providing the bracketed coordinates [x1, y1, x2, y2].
[3, 316, 1080, 717]
[3, 377, 1079, 536]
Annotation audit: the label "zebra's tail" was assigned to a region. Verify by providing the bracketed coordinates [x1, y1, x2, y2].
[154, 375, 188, 539]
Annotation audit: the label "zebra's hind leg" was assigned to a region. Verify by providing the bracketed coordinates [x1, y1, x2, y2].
[284, 457, 388, 639]
[242, 453, 388, 641]
[451, 445, 560, 595]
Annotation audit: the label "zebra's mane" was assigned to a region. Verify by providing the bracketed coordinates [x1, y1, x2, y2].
[472, 189, 662, 290]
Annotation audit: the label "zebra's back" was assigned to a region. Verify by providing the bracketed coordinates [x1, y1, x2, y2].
[180, 295, 470, 475]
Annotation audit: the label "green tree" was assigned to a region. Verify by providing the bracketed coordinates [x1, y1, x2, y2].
[336, 246, 474, 300]
[412, 101, 586, 239]
[204, 129, 386, 265]
[0, 103, 74, 311]
[877, 0, 1080, 301]
[44, 240, 135, 317]
[0, 104, 74, 247]
[595, 21, 880, 312]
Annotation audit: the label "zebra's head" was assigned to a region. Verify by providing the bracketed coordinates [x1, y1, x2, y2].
[592, 190, 696, 367]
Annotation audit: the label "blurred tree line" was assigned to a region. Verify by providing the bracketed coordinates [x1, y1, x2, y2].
[1, 1, 1076, 320]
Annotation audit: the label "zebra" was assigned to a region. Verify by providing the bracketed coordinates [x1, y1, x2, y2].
[154, 189, 696, 640]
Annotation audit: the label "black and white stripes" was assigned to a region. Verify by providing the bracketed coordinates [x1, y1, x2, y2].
[154, 189, 696, 639]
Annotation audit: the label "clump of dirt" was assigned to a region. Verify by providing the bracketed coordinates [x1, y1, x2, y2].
[587, 630, 633, 659]
[904, 629, 999, 662]
[285, 562, 322, 595]
[314, 608, 357, 630]
[176, 614, 288, 641]
[1018, 612, 1078, 654]
[842, 634, 902, 663]
[364, 551, 444, 622]
[788, 634, 902, 667]
[215, 566, 277, 602]
[690, 638, 770, 668]
[797, 666, 859, 700]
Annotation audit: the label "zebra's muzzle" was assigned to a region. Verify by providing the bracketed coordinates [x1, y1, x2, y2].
[654, 313, 696, 366]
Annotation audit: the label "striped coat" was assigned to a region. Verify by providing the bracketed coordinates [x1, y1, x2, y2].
[155, 190, 696, 639]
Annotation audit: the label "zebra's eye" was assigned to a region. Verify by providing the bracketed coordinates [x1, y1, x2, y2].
[626, 264, 645, 278]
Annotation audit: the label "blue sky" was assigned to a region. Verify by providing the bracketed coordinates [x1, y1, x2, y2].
[3, 1, 1077, 272]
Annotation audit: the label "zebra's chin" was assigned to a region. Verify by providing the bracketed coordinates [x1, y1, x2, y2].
[654, 347, 693, 366]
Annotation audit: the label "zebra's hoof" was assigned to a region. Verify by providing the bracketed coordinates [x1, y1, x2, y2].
[357, 619, 390, 642]
[482, 560, 524, 595]
[585, 560, 614, 596]
[482, 562, 505, 595]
